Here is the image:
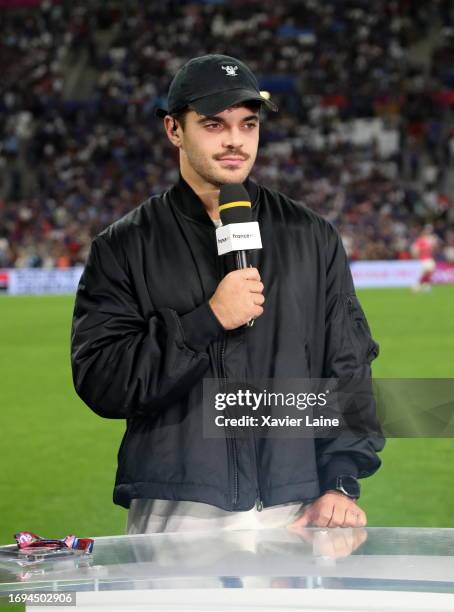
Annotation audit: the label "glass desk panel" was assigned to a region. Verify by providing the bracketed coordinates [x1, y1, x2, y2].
[1, 528, 454, 610]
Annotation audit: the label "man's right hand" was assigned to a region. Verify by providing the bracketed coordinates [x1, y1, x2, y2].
[209, 268, 265, 330]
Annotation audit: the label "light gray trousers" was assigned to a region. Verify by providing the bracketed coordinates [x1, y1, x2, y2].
[127, 499, 306, 534]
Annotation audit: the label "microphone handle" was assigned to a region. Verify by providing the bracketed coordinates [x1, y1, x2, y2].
[234, 250, 248, 270]
[233, 251, 255, 328]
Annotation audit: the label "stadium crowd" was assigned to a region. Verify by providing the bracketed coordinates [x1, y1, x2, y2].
[0, 0, 453, 268]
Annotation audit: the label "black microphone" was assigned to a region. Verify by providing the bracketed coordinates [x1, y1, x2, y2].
[218, 183, 257, 270]
[217, 183, 262, 327]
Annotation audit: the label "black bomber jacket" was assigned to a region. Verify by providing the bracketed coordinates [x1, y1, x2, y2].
[71, 175, 385, 510]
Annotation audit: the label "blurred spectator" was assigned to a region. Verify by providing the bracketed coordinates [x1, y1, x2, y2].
[0, 0, 453, 267]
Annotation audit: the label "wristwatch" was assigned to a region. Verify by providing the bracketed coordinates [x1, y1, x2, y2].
[325, 475, 361, 500]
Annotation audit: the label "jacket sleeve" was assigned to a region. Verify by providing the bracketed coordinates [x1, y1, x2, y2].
[316, 226, 385, 491]
[71, 236, 223, 419]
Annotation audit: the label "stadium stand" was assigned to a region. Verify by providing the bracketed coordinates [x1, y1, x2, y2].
[0, 0, 453, 268]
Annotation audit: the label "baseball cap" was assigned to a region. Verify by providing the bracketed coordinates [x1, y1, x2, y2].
[155, 54, 278, 118]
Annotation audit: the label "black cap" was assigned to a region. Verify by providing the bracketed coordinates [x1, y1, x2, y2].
[155, 54, 278, 118]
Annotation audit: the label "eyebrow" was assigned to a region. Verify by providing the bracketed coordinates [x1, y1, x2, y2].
[196, 114, 260, 124]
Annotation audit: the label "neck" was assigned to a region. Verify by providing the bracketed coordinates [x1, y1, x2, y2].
[180, 162, 221, 221]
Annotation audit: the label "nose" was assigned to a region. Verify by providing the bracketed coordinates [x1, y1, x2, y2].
[221, 126, 244, 151]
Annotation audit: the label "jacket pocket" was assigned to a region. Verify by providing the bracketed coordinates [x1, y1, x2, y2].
[344, 293, 379, 365]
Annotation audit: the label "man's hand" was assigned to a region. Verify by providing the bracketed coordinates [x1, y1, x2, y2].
[288, 527, 368, 560]
[288, 492, 367, 529]
[209, 268, 264, 330]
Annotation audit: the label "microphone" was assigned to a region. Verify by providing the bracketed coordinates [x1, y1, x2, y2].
[216, 183, 262, 270]
[216, 183, 262, 327]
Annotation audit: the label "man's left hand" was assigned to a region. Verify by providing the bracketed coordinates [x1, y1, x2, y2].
[288, 491, 367, 529]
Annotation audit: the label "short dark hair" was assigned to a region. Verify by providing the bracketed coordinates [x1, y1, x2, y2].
[171, 108, 190, 131]
[171, 100, 262, 132]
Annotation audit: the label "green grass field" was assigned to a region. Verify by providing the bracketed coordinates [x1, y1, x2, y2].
[1, 286, 454, 546]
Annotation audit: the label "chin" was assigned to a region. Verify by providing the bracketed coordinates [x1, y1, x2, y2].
[217, 169, 250, 184]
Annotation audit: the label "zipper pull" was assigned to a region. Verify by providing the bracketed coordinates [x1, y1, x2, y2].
[256, 498, 263, 512]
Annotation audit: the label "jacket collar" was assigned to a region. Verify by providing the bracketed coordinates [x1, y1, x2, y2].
[171, 172, 259, 226]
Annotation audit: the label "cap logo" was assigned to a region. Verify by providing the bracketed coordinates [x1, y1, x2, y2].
[221, 65, 239, 77]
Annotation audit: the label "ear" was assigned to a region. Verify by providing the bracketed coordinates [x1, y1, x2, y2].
[164, 115, 183, 148]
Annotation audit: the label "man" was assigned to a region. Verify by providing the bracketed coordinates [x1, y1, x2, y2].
[411, 224, 438, 292]
[71, 54, 384, 533]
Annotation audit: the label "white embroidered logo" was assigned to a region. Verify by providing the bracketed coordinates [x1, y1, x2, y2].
[222, 65, 239, 77]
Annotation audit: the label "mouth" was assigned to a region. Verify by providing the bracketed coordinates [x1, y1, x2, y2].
[217, 157, 247, 167]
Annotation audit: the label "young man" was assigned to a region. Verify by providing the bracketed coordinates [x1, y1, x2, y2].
[71, 55, 384, 533]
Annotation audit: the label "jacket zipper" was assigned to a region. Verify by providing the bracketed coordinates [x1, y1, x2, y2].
[218, 335, 239, 507]
[251, 426, 263, 511]
[242, 332, 262, 510]
[215, 245, 239, 508]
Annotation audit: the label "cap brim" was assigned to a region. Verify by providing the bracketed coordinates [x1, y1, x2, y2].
[154, 89, 278, 119]
[155, 107, 169, 118]
[191, 88, 278, 115]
